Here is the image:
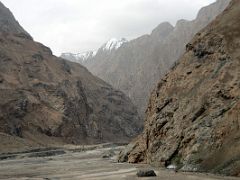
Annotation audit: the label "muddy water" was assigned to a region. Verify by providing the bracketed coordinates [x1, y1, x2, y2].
[0, 145, 238, 180]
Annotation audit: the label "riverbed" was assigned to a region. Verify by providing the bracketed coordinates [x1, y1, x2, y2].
[0, 144, 238, 180]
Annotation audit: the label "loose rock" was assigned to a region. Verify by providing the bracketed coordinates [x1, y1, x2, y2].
[136, 169, 157, 177]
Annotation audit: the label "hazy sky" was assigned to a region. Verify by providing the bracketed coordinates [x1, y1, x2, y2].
[1, 0, 215, 55]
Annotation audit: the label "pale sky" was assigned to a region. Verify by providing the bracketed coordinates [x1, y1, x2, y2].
[1, 0, 215, 55]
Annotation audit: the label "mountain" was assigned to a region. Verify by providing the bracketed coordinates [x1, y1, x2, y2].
[60, 38, 128, 65]
[0, 1, 141, 152]
[101, 38, 128, 51]
[61, 0, 231, 118]
[119, 0, 240, 176]
[61, 51, 97, 64]
[0, 2, 32, 39]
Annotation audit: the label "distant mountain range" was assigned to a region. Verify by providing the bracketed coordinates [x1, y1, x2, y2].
[61, 51, 97, 64]
[61, 38, 127, 64]
[61, 0, 231, 117]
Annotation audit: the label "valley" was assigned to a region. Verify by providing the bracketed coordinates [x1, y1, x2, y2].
[0, 144, 238, 180]
[0, 0, 239, 178]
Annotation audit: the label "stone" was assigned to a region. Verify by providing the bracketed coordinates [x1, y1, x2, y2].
[101, 149, 115, 159]
[136, 169, 156, 177]
[118, 143, 135, 162]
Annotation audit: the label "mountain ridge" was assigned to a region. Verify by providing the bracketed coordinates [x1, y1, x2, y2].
[0, 1, 142, 152]
[119, 0, 240, 176]
[60, 38, 128, 65]
[61, 0, 231, 117]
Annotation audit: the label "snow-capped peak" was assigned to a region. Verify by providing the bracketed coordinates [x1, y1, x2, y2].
[61, 38, 127, 64]
[75, 51, 97, 61]
[102, 38, 128, 51]
[61, 50, 97, 64]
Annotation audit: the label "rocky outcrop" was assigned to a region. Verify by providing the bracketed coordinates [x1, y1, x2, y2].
[0, 2, 141, 150]
[63, 0, 231, 118]
[119, 0, 240, 176]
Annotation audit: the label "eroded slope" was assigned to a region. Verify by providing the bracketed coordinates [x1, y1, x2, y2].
[119, 0, 240, 176]
[0, 2, 141, 151]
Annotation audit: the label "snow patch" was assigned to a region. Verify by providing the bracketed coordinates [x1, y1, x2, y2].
[74, 51, 97, 61]
[61, 50, 97, 64]
[167, 164, 177, 170]
[102, 38, 127, 51]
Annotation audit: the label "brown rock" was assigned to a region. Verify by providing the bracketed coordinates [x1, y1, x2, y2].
[122, 0, 240, 176]
[0, 2, 142, 151]
[136, 169, 156, 177]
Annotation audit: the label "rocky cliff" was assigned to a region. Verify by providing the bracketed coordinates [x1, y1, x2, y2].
[0, 1, 141, 151]
[63, 0, 231, 118]
[119, 0, 240, 176]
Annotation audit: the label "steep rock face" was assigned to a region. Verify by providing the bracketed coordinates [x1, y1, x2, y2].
[83, 22, 174, 117]
[0, 1, 31, 39]
[119, 0, 240, 176]
[67, 0, 230, 118]
[0, 2, 141, 149]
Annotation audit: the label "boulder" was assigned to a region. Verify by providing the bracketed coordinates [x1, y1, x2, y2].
[136, 169, 156, 177]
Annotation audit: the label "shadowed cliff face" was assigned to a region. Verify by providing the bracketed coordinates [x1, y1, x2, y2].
[119, 0, 240, 177]
[0, 2, 142, 149]
[74, 0, 231, 118]
[0, 2, 32, 39]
